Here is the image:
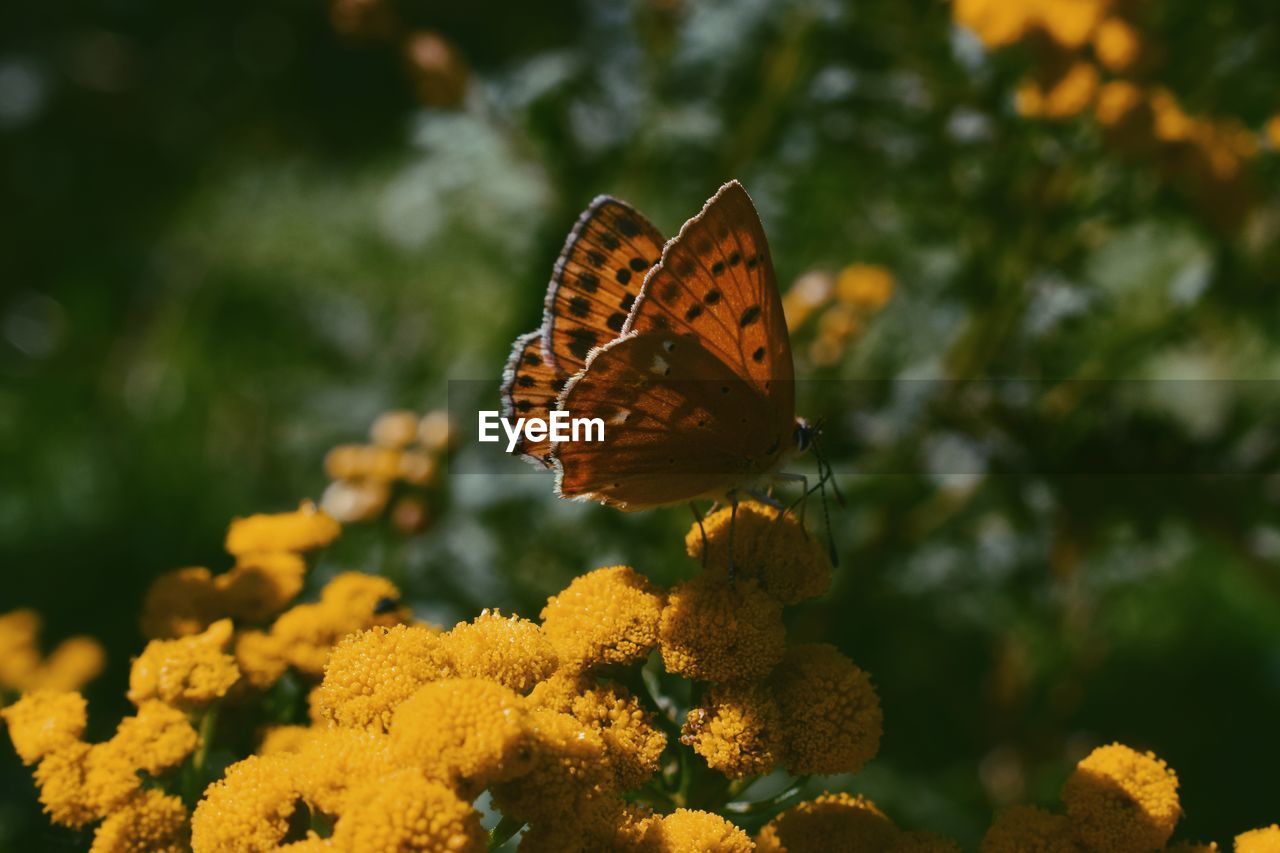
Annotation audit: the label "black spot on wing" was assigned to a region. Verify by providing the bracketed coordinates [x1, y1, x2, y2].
[606, 312, 626, 332]
[568, 296, 591, 318]
[568, 329, 598, 361]
[739, 305, 761, 327]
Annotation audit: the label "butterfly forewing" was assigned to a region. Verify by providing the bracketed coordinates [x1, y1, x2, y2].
[500, 330, 562, 466]
[555, 333, 792, 510]
[544, 198, 665, 373]
[625, 181, 794, 435]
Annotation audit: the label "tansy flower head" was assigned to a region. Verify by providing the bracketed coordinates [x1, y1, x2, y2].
[1236, 825, 1280, 853]
[1016, 61, 1100, 121]
[2, 690, 88, 765]
[518, 799, 655, 853]
[980, 804, 1082, 853]
[140, 568, 222, 639]
[110, 701, 199, 775]
[768, 643, 882, 775]
[643, 808, 754, 853]
[256, 725, 312, 756]
[953, 0, 1035, 48]
[836, 263, 896, 311]
[681, 682, 781, 779]
[290, 727, 395, 816]
[1061, 743, 1181, 853]
[757, 792, 898, 853]
[224, 501, 340, 556]
[660, 574, 785, 683]
[686, 503, 831, 605]
[315, 623, 449, 731]
[190, 754, 301, 852]
[91, 788, 189, 853]
[531, 675, 665, 790]
[540, 565, 664, 672]
[214, 551, 307, 624]
[232, 630, 290, 691]
[439, 609, 557, 693]
[34, 741, 143, 828]
[269, 572, 409, 676]
[329, 769, 486, 853]
[370, 409, 421, 448]
[128, 619, 240, 711]
[490, 707, 612, 823]
[1092, 16, 1141, 72]
[1033, 0, 1110, 49]
[0, 609, 105, 692]
[389, 678, 533, 798]
[324, 443, 403, 481]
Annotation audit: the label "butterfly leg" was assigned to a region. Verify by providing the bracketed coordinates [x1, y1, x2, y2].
[747, 488, 784, 510]
[689, 502, 709, 568]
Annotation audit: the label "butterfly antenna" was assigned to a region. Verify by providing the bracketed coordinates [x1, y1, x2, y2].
[810, 432, 841, 567]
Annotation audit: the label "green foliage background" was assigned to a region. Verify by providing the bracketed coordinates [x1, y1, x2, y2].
[2, 0, 1278, 848]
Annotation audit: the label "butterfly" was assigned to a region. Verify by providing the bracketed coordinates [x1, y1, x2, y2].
[501, 180, 815, 512]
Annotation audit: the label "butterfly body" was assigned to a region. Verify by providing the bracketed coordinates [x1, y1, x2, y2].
[502, 180, 806, 511]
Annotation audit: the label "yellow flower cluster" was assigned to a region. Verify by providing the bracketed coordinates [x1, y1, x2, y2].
[0, 609, 105, 695]
[782, 264, 897, 367]
[757, 792, 960, 852]
[982, 742, 1278, 852]
[141, 501, 341, 639]
[953, 0, 1271, 229]
[321, 408, 453, 534]
[2, 690, 196, 844]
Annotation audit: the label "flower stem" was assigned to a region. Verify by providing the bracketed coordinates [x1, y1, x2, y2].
[724, 775, 811, 816]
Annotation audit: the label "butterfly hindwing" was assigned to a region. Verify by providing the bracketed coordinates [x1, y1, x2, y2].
[543, 198, 665, 373]
[554, 332, 792, 510]
[500, 330, 562, 467]
[625, 180, 794, 436]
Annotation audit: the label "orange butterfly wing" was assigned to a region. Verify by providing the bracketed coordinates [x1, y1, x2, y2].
[500, 330, 562, 465]
[543, 198, 664, 372]
[554, 333, 793, 510]
[502, 198, 665, 467]
[624, 180, 794, 435]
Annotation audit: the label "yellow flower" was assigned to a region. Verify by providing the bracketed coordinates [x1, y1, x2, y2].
[191, 754, 300, 852]
[660, 574, 785, 682]
[980, 804, 1081, 853]
[418, 410, 454, 453]
[836, 264, 896, 311]
[531, 675, 666, 790]
[1267, 115, 1280, 149]
[257, 725, 312, 755]
[290, 727, 395, 816]
[685, 502, 832, 605]
[1017, 62, 1100, 120]
[128, 619, 240, 710]
[389, 678, 533, 798]
[768, 643, 882, 775]
[953, 0, 1034, 48]
[1236, 825, 1280, 853]
[643, 808, 754, 852]
[233, 630, 291, 691]
[0, 610, 105, 692]
[489, 707, 612, 823]
[110, 700, 199, 775]
[757, 793, 898, 853]
[439, 609, 558, 693]
[215, 551, 307, 623]
[1061, 743, 1180, 853]
[0, 609, 42, 689]
[324, 444, 403, 481]
[34, 741, 142, 828]
[1094, 80, 1145, 128]
[330, 768, 486, 852]
[33, 636, 106, 692]
[1033, 0, 1110, 49]
[270, 572, 408, 676]
[1092, 17, 1141, 72]
[370, 409, 422, 448]
[1151, 88, 1195, 142]
[224, 501, 341, 556]
[315, 623, 448, 731]
[519, 799, 655, 853]
[540, 565, 664, 672]
[90, 788, 189, 853]
[2, 690, 87, 765]
[140, 567, 222, 639]
[681, 682, 780, 779]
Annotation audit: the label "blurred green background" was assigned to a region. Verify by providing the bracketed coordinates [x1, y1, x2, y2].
[3, 0, 1279, 848]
